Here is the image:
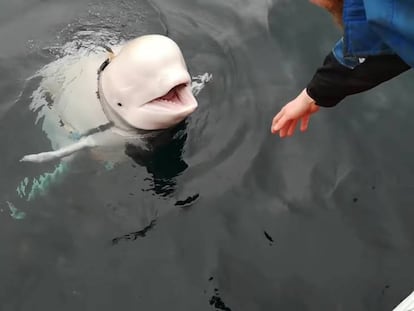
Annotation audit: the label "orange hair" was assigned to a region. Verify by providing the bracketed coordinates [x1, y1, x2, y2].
[310, 0, 344, 26]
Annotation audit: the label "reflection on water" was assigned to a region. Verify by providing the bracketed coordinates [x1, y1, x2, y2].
[112, 218, 156, 244]
[125, 122, 189, 197]
[1, 0, 414, 310]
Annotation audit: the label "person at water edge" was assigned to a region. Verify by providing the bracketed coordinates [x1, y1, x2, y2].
[271, 0, 414, 138]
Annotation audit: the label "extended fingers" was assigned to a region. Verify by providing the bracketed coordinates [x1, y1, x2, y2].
[272, 97, 320, 137]
[271, 113, 288, 134]
[273, 113, 312, 137]
[300, 114, 310, 132]
[279, 119, 298, 138]
[279, 120, 291, 137]
[273, 108, 284, 124]
[287, 119, 298, 136]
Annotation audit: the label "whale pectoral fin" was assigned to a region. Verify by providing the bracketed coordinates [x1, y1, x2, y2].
[20, 136, 97, 163]
[20, 152, 60, 163]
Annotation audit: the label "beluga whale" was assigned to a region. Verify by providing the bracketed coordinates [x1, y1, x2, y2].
[21, 34, 200, 164]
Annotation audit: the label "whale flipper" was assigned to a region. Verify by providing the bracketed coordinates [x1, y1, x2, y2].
[20, 136, 97, 163]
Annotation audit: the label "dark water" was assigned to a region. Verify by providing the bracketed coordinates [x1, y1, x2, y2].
[1, 0, 414, 310]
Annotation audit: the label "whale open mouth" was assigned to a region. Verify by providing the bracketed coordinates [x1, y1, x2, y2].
[155, 83, 186, 104]
[145, 83, 197, 111]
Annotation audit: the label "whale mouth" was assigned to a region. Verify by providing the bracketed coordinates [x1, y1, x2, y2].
[145, 83, 197, 111]
[154, 83, 187, 104]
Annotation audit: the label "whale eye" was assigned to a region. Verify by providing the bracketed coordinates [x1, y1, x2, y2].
[117, 102, 123, 107]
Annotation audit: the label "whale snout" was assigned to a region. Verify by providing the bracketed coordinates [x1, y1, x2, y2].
[100, 35, 198, 131]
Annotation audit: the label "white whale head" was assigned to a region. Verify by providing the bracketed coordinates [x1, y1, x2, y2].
[21, 34, 206, 163]
[99, 34, 198, 131]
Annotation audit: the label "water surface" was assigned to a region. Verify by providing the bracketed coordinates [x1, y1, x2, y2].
[1, 0, 414, 310]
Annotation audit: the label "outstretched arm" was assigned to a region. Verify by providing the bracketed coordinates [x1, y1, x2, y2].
[271, 52, 411, 137]
[306, 52, 411, 107]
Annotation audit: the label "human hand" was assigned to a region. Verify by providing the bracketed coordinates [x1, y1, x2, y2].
[271, 88, 320, 138]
